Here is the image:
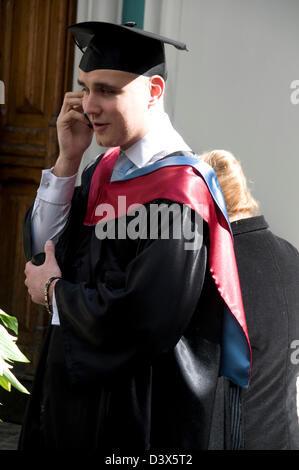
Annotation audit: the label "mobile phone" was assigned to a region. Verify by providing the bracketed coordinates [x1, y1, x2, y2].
[83, 112, 93, 128]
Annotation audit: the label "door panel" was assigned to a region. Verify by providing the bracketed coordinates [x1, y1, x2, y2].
[0, 0, 77, 380]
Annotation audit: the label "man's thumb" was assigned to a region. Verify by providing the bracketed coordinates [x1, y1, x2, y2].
[44, 240, 55, 261]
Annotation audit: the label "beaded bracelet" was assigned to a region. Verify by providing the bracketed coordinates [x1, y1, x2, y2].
[44, 276, 61, 315]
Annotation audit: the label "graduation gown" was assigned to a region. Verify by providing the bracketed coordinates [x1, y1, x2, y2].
[19, 150, 249, 450]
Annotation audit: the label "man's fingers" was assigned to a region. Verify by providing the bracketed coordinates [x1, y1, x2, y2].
[61, 91, 84, 113]
[57, 91, 93, 136]
[59, 108, 91, 128]
[69, 109, 91, 125]
[24, 261, 32, 276]
[63, 91, 84, 102]
[66, 98, 84, 111]
[65, 91, 84, 98]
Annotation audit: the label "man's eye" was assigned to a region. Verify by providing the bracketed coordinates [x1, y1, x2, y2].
[100, 88, 114, 95]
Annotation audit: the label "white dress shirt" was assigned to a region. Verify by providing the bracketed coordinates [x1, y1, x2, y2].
[31, 112, 191, 325]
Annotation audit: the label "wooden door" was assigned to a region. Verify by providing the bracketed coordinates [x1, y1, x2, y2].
[0, 0, 77, 381]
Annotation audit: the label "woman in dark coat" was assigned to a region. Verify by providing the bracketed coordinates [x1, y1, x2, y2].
[200, 149, 299, 450]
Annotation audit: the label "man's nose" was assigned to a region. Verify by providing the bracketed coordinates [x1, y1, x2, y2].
[83, 93, 102, 116]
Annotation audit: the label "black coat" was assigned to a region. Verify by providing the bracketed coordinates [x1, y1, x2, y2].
[231, 216, 299, 450]
[19, 155, 232, 451]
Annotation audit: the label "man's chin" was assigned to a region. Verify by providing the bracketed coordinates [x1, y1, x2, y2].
[95, 133, 115, 149]
[94, 132, 134, 150]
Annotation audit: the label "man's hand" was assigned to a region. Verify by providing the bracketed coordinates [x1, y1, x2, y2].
[24, 240, 62, 306]
[54, 91, 94, 177]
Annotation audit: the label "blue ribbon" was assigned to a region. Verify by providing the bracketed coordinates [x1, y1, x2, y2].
[116, 154, 232, 235]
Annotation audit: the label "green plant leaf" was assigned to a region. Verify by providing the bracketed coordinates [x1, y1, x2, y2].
[2, 367, 29, 394]
[0, 309, 30, 424]
[0, 356, 29, 394]
[0, 374, 11, 392]
[0, 324, 29, 363]
[0, 309, 18, 335]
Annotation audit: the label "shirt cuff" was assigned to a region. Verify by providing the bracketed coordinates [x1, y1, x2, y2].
[37, 168, 77, 205]
[51, 289, 60, 326]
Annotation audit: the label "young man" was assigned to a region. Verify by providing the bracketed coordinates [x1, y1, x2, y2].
[20, 22, 251, 450]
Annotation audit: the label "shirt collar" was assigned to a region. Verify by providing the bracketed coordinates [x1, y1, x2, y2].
[123, 112, 191, 168]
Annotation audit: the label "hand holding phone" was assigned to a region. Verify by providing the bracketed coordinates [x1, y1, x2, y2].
[54, 91, 94, 177]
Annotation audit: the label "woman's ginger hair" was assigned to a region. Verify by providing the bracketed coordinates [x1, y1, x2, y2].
[199, 149, 259, 221]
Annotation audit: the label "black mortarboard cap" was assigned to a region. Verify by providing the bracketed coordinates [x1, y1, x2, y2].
[68, 21, 187, 80]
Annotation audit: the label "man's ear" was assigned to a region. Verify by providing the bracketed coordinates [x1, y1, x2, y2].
[148, 75, 165, 107]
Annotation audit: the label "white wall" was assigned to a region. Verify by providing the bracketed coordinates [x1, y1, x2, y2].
[145, 0, 299, 248]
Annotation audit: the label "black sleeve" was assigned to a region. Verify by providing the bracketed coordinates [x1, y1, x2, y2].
[55, 204, 208, 385]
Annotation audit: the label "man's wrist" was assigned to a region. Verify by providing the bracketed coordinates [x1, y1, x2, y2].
[45, 277, 61, 314]
[52, 154, 82, 177]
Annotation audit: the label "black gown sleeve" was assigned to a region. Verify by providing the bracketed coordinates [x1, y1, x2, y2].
[54, 205, 208, 385]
